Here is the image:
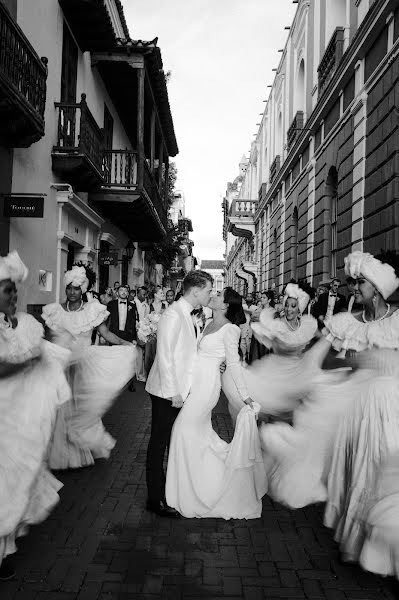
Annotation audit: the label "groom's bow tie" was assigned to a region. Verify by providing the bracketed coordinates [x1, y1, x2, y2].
[119, 300, 127, 304]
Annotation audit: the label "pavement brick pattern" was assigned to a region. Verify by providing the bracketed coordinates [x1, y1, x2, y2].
[2, 384, 398, 600]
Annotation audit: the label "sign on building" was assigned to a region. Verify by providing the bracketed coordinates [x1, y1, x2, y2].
[98, 251, 119, 266]
[3, 196, 44, 218]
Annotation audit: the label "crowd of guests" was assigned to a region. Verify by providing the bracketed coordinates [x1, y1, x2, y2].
[97, 281, 176, 384]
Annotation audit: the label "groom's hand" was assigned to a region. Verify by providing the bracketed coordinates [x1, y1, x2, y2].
[170, 394, 184, 408]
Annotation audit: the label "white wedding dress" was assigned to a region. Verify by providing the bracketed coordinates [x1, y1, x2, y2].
[166, 323, 266, 519]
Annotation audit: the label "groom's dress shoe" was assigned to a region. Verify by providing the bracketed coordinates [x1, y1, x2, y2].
[146, 500, 180, 518]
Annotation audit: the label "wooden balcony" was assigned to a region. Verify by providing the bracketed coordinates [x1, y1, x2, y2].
[58, 0, 129, 52]
[287, 111, 304, 152]
[318, 27, 345, 96]
[52, 94, 104, 190]
[0, 2, 48, 147]
[269, 155, 281, 184]
[90, 149, 169, 241]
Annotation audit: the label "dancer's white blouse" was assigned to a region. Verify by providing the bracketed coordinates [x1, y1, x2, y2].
[0, 312, 43, 363]
[42, 302, 109, 347]
[251, 307, 317, 353]
[323, 310, 399, 353]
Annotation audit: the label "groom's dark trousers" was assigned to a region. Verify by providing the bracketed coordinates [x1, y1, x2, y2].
[146, 394, 181, 504]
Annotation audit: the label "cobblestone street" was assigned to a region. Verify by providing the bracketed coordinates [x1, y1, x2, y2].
[2, 384, 398, 600]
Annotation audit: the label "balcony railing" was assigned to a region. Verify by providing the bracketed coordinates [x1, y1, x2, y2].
[143, 160, 168, 222]
[318, 27, 345, 96]
[287, 110, 304, 152]
[269, 155, 281, 184]
[0, 1, 47, 145]
[102, 150, 138, 187]
[233, 200, 258, 217]
[53, 93, 104, 174]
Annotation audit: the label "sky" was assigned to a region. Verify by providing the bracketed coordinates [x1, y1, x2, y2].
[122, 0, 297, 262]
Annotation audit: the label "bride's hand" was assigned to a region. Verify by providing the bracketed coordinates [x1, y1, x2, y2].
[243, 397, 254, 408]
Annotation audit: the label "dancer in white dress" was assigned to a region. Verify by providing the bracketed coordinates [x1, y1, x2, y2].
[223, 283, 318, 426]
[306, 251, 399, 573]
[166, 288, 266, 520]
[43, 266, 136, 470]
[0, 252, 70, 581]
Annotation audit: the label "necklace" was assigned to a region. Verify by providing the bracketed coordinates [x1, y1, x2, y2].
[0, 313, 11, 329]
[362, 303, 390, 323]
[66, 300, 84, 312]
[284, 316, 300, 331]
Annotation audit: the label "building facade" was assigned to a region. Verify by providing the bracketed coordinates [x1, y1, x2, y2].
[200, 260, 225, 292]
[0, 0, 178, 313]
[224, 0, 399, 296]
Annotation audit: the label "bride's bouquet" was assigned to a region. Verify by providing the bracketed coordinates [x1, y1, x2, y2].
[137, 312, 161, 344]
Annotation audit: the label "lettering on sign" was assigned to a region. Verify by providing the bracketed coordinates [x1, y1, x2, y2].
[99, 251, 119, 266]
[3, 196, 44, 218]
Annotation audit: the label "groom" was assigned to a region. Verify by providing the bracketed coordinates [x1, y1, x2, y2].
[145, 270, 213, 517]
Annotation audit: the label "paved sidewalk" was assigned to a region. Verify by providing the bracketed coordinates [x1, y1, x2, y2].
[2, 384, 398, 600]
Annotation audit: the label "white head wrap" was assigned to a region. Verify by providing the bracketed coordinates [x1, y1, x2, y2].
[0, 251, 28, 283]
[64, 266, 89, 294]
[283, 283, 310, 314]
[344, 251, 399, 300]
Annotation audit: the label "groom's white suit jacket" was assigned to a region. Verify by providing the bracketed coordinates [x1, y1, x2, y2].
[145, 297, 198, 401]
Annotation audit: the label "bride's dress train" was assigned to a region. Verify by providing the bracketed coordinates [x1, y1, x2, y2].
[166, 323, 266, 519]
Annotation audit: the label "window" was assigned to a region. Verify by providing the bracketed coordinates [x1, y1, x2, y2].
[295, 59, 305, 114]
[291, 207, 299, 279]
[326, 167, 338, 277]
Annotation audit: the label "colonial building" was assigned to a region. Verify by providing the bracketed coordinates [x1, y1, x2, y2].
[0, 0, 178, 312]
[224, 0, 399, 296]
[200, 260, 225, 292]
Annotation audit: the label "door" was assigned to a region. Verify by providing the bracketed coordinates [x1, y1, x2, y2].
[103, 105, 114, 182]
[59, 23, 78, 147]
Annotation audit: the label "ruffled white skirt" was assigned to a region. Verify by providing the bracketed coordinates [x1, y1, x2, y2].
[0, 349, 70, 560]
[324, 370, 399, 570]
[48, 344, 136, 470]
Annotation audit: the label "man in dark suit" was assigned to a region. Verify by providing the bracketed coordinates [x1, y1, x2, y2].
[312, 277, 346, 328]
[107, 285, 138, 391]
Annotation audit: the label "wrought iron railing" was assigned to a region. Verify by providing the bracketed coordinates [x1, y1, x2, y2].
[53, 93, 104, 173]
[234, 200, 258, 217]
[143, 160, 168, 223]
[0, 1, 47, 117]
[287, 110, 304, 151]
[318, 27, 345, 96]
[269, 155, 281, 184]
[102, 149, 138, 187]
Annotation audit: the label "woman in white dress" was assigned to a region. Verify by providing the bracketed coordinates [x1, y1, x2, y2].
[0, 252, 70, 581]
[43, 266, 136, 470]
[224, 283, 318, 426]
[166, 287, 266, 519]
[306, 251, 399, 574]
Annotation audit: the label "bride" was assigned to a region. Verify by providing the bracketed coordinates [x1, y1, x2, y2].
[165, 287, 266, 519]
